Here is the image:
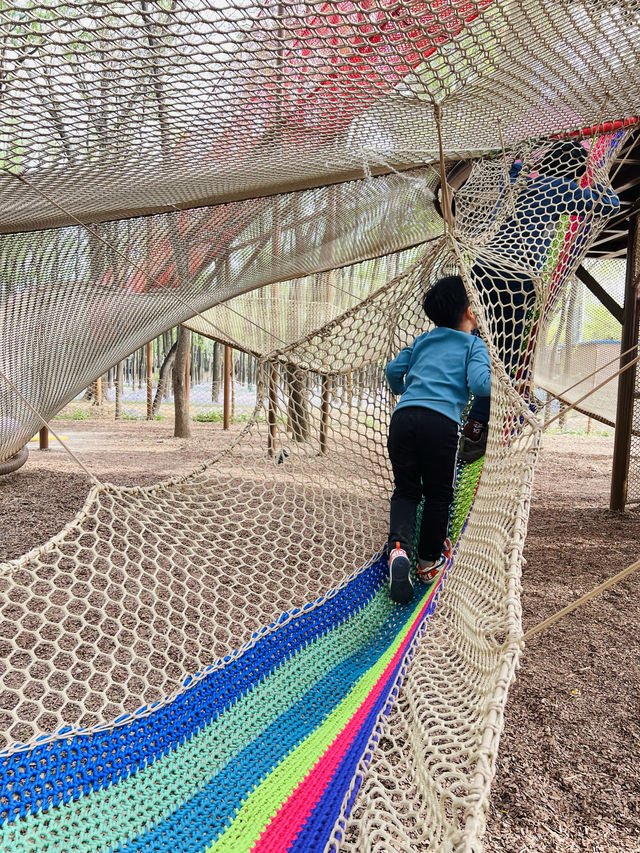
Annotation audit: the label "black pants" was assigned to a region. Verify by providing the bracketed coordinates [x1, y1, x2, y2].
[387, 407, 459, 562]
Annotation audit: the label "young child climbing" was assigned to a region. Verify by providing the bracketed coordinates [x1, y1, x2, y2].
[385, 275, 491, 604]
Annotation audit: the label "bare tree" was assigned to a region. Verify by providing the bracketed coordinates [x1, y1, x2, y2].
[172, 325, 191, 437]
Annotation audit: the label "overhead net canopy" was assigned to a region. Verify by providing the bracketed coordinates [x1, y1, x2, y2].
[0, 2, 637, 852]
[0, 0, 636, 232]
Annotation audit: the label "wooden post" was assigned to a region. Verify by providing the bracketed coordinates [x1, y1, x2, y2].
[231, 349, 235, 420]
[39, 426, 48, 450]
[185, 340, 191, 420]
[223, 344, 232, 430]
[611, 213, 640, 510]
[268, 361, 278, 456]
[146, 340, 153, 420]
[320, 374, 331, 454]
[95, 376, 102, 406]
[115, 360, 123, 420]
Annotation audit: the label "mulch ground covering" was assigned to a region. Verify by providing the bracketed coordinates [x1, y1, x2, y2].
[1, 423, 638, 851]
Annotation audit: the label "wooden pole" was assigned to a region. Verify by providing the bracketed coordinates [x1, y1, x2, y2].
[39, 426, 48, 450]
[95, 375, 102, 406]
[185, 340, 191, 421]
[146, 340, 153, 420]
[231, 349, 235, 420]
[320, 374, 331, 454]
[268, 361, 277, 456]
[223, 344, 232, 430]
[611, 213, 640, 510]
[115, 360, 123, 420]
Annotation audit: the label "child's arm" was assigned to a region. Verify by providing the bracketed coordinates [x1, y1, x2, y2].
[467, 337, 491, 398]
[385, 344, 414, 395]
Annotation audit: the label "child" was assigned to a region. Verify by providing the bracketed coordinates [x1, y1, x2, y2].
[385, 275, 491, 603]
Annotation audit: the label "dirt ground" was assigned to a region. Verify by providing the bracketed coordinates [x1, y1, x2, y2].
[0, 422, 638, 851]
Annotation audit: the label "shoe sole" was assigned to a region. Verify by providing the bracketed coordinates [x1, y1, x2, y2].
[389, 555, 413, 604]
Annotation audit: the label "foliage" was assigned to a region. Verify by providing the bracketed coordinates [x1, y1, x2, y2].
[54, 407, 91, 420]
[192, 410, 254, 423]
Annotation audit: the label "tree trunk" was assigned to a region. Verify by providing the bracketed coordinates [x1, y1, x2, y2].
[285, 363, 310, 441]
[173, 325, 191, 437]
[212, 341, 221, 401]
[115, 361, 123, 419]
[84, 376, 108, 404]
[153, 339, 178, 417]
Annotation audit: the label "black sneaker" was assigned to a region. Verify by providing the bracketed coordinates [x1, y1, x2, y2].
[388, 541, 413, 604]
[459, 426, 487, 463]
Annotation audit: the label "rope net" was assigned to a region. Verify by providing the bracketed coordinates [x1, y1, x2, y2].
[535, 257, 624, 427]
[0, 122, 627, 851]
[0, 0, 637, 849]
[0, 0, 637, 231]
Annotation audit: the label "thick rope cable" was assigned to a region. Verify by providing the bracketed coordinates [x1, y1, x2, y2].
[523, 558, 640, 640]
[434, 102, 454, 234]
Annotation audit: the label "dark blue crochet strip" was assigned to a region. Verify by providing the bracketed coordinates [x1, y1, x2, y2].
[0, 556, 386, 824]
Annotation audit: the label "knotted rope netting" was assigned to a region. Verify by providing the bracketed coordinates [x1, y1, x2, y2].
[0, 1, 637, 851]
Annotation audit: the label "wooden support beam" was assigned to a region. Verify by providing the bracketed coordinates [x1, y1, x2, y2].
[320, 374, 331, 454]
[267, 361, 277, 456]
[223, 345, 232, 430]
[39, 426, 48, 450]
[146, 340, 153, 420]
[610, 214, 640, 510]
[115, 361, 123, 420]
[185, 340, 191, 419]
[575, 265, 623, 324]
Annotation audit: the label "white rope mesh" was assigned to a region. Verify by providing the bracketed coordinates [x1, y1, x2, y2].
[0, 169, 440, 462]
[0, 2, 636, 230]
[0, 0, 636, 847]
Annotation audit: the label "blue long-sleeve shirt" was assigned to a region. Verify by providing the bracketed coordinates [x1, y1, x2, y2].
[386, 327, 491, 425]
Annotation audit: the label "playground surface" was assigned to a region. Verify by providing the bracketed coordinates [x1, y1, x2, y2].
[0, 424, 638, 852]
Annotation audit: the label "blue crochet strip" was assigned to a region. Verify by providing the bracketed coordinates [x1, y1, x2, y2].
[287, 612, 423, 852]
[0, 556, 386, 825]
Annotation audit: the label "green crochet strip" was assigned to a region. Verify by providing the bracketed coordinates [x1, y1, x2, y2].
[1, 588, 393, 853]
[449, 457, 484, 544]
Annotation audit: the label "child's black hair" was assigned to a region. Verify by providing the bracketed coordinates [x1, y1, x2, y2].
[422, 275, 469, 328]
